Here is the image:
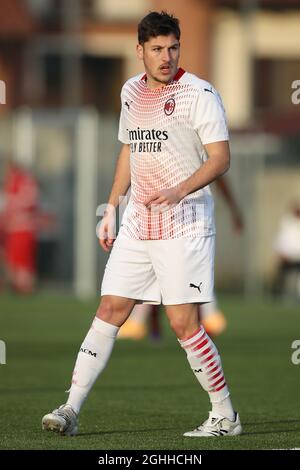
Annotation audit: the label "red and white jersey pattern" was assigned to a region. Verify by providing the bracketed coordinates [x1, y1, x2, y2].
[118, 68, 229, 240]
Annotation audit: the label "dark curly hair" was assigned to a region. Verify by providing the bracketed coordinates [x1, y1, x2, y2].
[138, 11, 180, 45]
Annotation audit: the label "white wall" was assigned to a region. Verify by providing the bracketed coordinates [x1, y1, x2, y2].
[212, 10, 300, 128]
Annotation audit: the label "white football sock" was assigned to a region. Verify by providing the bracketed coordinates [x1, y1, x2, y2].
[179, 325, 235, 421]
[66, 316, 119, 414]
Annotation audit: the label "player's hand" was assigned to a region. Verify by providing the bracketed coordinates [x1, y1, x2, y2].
[144, 187, 184, 212]
[98, 210, 116, 252]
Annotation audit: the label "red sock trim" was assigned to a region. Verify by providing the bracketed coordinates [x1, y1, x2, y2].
[181, 326, 203, 342]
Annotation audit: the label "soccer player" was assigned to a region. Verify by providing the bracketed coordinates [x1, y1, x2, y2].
[2, 160, 39, 294]
[42, 11, 242, 438]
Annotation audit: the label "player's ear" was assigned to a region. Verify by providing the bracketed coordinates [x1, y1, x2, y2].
[136, 43, 144, 61]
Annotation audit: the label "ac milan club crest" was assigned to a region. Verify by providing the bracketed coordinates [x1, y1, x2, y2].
[164, 98, 175, 116]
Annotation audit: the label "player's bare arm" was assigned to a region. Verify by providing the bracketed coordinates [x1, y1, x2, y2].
[215, 176, 244, 233]
[144, 140, 230, 209]
[99, 144, 131, 252]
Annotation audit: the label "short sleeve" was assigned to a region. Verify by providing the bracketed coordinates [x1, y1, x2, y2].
[118, 89, 130, 144]
[191, 87, 229, 145]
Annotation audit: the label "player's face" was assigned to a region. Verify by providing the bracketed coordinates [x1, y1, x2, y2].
[137, 34, 180, 89]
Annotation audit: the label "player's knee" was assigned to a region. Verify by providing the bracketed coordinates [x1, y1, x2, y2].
[96, 297, 130, 325]
[96, 298, 115, 323]
[169, 312, 200, 340]
[169, 316, 189, 339]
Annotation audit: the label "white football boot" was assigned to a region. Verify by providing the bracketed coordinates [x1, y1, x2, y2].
[184, 411, 242, 437]
[42, 404, 78, 436]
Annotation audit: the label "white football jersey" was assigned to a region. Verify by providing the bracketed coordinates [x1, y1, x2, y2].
[118, 68, 229, 240]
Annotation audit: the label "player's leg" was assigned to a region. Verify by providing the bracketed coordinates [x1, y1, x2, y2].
[5, 231, 37, 294]
[165, 303, 241, 437]
[66, 295, 136, 411]
[150, 236, 241, 436]
[14, 268, 36, 294]
[42, 295, 135, 435]
[149, 304, 162, 341]
[42, 229, 160, 435]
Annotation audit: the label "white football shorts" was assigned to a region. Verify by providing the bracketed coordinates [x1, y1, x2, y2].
[101, 228, 215, 305]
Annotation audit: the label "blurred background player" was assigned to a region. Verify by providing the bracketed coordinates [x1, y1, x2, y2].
[0, 194, 5, 291]
[1, 159, 39, 294]
[0, 159, 58, 294]
[273, 201, 300, 300]
[118, 174, 244, 340]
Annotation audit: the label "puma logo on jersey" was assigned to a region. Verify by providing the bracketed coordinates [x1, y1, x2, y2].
[204, 88, 214, 94]
[189, 282, 203, 293]
[125, 101, 132, 110]
[193, 368, 202, 373]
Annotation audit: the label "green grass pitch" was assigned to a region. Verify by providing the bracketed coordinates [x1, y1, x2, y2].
[0, 293, 300, 450]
